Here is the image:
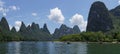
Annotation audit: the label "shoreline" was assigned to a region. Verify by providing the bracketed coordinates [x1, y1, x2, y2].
[0, 41, 119, 44]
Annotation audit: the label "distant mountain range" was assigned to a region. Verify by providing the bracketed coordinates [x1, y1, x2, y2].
[1, 1, 120, 41]
[53, 24, 80, 39]
[0, 17, 80, 41]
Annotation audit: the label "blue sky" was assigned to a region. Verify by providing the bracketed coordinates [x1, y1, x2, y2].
[0, 0, 119, 33]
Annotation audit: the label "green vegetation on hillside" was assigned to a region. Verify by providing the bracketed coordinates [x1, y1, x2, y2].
[59, 31, 117, 42]
[2, 1, 120, 42]
[0, 17, 52, 41]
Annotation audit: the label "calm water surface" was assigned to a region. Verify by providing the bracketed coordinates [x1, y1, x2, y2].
[0, 42, 87, 54]
[1, 42, 120, 54]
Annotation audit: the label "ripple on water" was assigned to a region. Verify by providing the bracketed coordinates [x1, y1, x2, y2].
[1, 42, 87, 54]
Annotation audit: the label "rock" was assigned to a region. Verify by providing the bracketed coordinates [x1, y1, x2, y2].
[86, 1, 113, 32]
[53, 24, 80, 39]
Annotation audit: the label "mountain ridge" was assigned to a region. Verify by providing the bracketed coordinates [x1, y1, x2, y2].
[87, 1, 113, 32]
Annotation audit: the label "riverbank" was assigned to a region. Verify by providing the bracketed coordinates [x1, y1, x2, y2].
[1, 40, 120, 45]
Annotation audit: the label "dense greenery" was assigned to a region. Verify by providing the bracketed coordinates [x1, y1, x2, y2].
[59, 31, 119, 42]
[0, 17, 81, 41]
[57, 1, 120, 42]
[2, 1, 120, 42]
[58, 1, 120, 42]
[19, 22, 52, 41]
[0, 17, 52, 41]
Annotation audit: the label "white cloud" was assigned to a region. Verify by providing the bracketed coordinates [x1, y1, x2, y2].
[0, 7, 9, 13]
[119, 0, 120, 4]
[0, 0, 8, 16]
[3, 12, 6, 16]
[0, 7, 8, 16]
[15, 21, 22, 31]
[9, 25, 12, 30]
[48, 7, 65, 24]
[9, 6, 20, 11]
[69, 13, 87, 31]
[0, 0, 20, 16]
[0, 0, 4, 7]
[32, 13, 37, 17]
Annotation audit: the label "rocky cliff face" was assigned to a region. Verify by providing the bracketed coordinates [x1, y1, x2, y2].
[110, 5, 120, 17]
[11, 27, 16, 33]
[0, 17, 10, 31]
[73, 25, 81, 34]
[86, 1, 113, 32]
[19, 22, 52, 41]
[41, 23, 50, 34]
[53, 24, 80, 39]
[109, 5, 120, 32]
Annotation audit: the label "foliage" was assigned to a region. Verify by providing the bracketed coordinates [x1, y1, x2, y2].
[0, 17, 52, 41]
[60, 34, 81, 41]
[59, 31, 116, 42]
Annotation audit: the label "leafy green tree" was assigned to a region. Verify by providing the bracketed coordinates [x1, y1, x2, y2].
[60, 34, 81, 41]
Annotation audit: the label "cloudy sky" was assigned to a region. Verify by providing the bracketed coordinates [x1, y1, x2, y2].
[0, 0, 119, 33]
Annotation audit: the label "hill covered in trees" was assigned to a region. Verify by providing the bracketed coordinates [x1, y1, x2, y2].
[0, 17, 52, 41]
[53, 24, 81, 39]
[0, 17, 81, 41]
[60, 1, 120, 42]
[86, 1, 113, 32]
[2, 1, 120, 42]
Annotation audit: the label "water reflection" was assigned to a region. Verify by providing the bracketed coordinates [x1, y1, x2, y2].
[0, 42, 7, 54]
[7, 42, 21, 54]
[49, 42, 56, 54]
[52, 42, 87, 54]
[36, 42, 49, 54]
[0, 42, 87, 54]
[20, 42, 39, 54]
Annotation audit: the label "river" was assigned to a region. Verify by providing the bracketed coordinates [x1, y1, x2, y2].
[0, 42, 120, 54]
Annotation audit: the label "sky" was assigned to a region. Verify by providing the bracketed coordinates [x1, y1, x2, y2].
[0, 0, 119, 33]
